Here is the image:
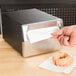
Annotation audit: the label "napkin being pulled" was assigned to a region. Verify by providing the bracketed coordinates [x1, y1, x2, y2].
[39, 56, 76, 74]
[27, 26, 59, 43]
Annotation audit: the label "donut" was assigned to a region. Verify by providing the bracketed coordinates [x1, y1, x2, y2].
[52, 52, 73, 66]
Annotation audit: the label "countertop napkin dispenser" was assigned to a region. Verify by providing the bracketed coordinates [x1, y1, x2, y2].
[2, 8, 63, 57]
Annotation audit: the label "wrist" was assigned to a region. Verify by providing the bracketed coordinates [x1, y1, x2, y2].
[70, 25, 76, 28]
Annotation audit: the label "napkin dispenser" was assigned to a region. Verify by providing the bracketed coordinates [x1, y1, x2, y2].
[2, 8, 63, 57]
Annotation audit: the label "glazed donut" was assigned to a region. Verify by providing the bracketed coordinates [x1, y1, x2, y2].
[52, 52, 73, 66]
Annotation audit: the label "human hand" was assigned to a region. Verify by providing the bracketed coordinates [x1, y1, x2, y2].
[52, 25, 76, 46]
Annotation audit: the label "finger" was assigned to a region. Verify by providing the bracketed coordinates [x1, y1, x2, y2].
[59, 36, 64, 45]
[69, 32, 76, 46]
[63, 36, 70, 46]
[58, 35, 64, 45]
[58, 35, 62, 41]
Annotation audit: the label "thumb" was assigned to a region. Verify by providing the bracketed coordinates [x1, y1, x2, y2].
[52, 29, 63, 38]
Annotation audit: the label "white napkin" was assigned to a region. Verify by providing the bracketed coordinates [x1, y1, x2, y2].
[27, 26, 59, 43]
[39, 57, 76, 74]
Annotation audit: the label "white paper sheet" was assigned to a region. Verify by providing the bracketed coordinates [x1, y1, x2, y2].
[39, 57, 76, 74]
[27, 26, 59, 43]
